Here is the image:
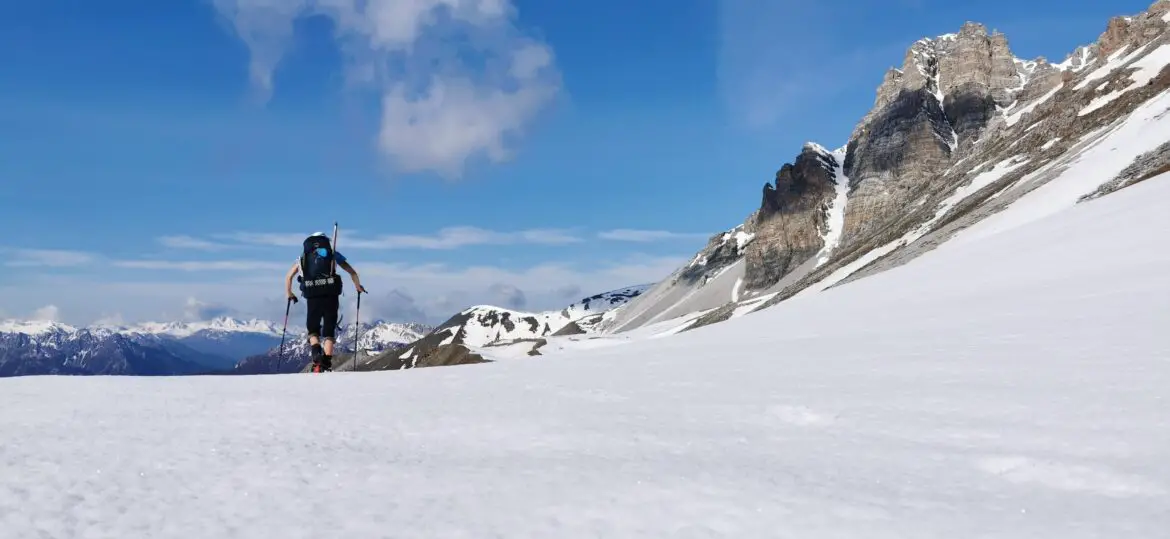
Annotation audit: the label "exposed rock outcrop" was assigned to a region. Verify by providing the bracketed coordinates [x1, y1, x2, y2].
[368, 342, 487, 371]
[552, 321, 585, 336]
[637, 0, 1170, 336]
[1082, 141, 1170, 201]
[744, 143, 840, 290]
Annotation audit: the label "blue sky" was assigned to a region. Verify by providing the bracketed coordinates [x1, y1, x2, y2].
[0, 0, 1152, 325]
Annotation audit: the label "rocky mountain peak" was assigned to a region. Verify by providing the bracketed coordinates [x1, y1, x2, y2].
[1097, 1, 1170, 57]
[760, 143, 838, 216]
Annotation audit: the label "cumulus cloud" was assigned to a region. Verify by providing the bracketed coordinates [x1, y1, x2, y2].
[487, 283, 526, 310]
[369, 288, 431, 323]
[430, 290, 473, 317]
[93, 313, 126, 327]
[30, 305, 61, 322]
[554, 283, 582, 300]
[211, 0, 561, 178]
[183, 297, 238, 321]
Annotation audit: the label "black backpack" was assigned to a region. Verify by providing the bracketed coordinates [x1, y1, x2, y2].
[299, 235, 342, 298]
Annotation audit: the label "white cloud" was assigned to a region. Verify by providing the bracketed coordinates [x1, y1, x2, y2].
[31, 305, 61, 322]
[349, 227, 581, 249]
[158, 236, 223, 250]
[214, 227, 582, 249]
[368, 288, 431, 323]
[9, 246, 286, 274]
[214, 232, 307, 248]
[166, 227, 718, 250]
[6, 249, 95, 267]
[93, 312, 126, 327]
[597, 229, 711, 242]
[1, 256, 686, 325]
[113, 260, 287, 272]
[487, 282, 526, 309]
[211, 0, 560, 178]
[183, 297, 238, 321]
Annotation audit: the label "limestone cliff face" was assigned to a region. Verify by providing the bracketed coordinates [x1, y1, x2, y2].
[1099, 3, 1170, 58]
[739, 0, 1170, 294]
[602, 0, 1170, 336]
[742, 144, 841, 290]
[843, 23, 1031, 244]
[737, 3, 1170, 295]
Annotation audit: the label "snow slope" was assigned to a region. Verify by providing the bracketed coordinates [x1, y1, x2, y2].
[433, 284, 650, 348]
[952, 85, 1170, 247]
[2, 173, 1166, 537]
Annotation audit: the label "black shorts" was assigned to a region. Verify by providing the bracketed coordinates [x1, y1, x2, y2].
[306, 295, 340, 340]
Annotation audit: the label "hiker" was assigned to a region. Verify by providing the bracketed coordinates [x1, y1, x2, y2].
[284, 232, 366, 372]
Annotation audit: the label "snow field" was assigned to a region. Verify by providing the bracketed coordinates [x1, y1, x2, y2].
[1, 171, 1168, 539]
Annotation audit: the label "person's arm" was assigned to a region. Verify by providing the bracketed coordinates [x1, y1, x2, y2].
[338, 261, 366, 293]
[285, 261, 300, 300]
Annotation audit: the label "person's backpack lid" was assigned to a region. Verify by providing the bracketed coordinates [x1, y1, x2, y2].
[304, 233, 331, 250]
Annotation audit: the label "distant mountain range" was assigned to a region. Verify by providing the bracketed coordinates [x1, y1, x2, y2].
[0, 317, 431, 377]
[233, 320, 433, 374]
[0, 285, 652, 376]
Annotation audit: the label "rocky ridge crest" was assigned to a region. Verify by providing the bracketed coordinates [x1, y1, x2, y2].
[653, 1, 1170, 332]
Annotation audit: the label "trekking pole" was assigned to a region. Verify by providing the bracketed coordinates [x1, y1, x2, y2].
[352, 291, 363, 372]
[330, 221, 339, 278]
[277, 296, 293, 373]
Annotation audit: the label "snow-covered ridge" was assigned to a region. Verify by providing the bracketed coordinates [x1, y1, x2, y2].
[356, 321, 431, 352]
[0, 316, 285, 340]
[562, 284, 652, 321]
[427, 285, 651, 349]
[359, 285, 652, 371]
[687, 224, 753, 269]
[0, 319, 78, 336]
[1056, 45, 1097, 72]
[454, 305, 571, 347]
[117, 317, 283, 338]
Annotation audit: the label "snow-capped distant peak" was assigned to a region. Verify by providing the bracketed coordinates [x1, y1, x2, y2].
[123, 317, 282, 338]
[564, 284, 651, 318]
[427, 285, 651, 348]
[0, 319, 77, 336]
[360, 322, 429, 346]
